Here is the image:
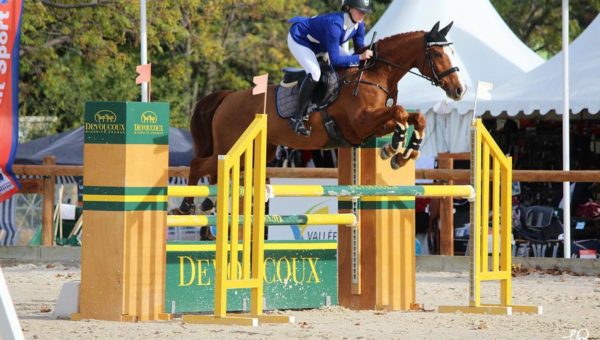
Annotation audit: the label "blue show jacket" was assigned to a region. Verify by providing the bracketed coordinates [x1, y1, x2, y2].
[289, 12, 365, 68]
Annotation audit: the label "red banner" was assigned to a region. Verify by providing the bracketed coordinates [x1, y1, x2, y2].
[0, 0, 23, 202]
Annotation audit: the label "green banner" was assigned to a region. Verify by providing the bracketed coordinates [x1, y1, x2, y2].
[84, 102, 169, 145]
[165, 241, 338, 313]
[84, 102, 127, 144]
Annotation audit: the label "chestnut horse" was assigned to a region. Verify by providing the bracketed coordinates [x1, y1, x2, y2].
[179, 22, 465, 215]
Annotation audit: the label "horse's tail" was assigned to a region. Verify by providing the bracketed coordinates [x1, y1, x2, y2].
[190, 90, 234, 158]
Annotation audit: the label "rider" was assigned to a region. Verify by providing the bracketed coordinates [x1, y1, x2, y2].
[287, 0, 374, 136]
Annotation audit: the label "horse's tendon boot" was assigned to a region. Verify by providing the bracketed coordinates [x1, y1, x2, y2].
[394, 122, 408, 147]
[398, 130, 424, 161]
[380, 122, 407, 160]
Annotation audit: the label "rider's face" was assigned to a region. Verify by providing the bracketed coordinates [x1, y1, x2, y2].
[349, 8, 366, 23]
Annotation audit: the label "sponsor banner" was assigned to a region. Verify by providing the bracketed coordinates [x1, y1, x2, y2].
[0, 0, 24, 202]
[268, 178, 338, 241]
[165, 241, 337, 312]
[84, 102, 169, 145]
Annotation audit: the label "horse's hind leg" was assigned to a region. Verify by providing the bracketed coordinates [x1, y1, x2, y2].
[380, 105, 409, 160]
[175, 155, 218, 215]
[175, 155, 219, 240]
[391, 111, 426, 169]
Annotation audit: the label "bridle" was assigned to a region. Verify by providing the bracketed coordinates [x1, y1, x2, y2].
[339, 35, 461, 104]
[369, 39, 460, 87]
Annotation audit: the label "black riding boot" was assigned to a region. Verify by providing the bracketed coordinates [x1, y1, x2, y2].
[291, 74, 317, 137]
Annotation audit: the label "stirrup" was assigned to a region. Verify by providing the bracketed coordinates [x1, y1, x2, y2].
[292, 118, 311, 137]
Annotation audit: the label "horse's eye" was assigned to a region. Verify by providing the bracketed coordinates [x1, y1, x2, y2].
[433, 51, 442, 58]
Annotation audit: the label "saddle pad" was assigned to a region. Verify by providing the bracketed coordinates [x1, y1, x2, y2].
[275, 85, 300, 119]
[275, 64, 340, 119]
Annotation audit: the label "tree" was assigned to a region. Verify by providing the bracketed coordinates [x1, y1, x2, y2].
[18, 1, 599, 136]
[19, 1, 312, 131]
[491, 0, 600, 58]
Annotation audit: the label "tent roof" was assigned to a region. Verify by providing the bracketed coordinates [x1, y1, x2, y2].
[15, 126, 194, 167]
[474, 15, 600, 117]
[368, 0, 543, 114]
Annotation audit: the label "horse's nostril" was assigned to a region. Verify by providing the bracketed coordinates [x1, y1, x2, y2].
[456, 86, 463, 97]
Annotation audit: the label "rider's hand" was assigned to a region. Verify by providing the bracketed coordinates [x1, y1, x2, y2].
[360, 49, 373, 60]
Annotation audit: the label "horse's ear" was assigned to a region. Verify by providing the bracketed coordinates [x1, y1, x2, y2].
[427, 21, 440, 41]
[430, 21, 440, 35]
[439, 21, 453, 37]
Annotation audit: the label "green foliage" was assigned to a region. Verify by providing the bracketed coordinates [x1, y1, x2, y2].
[17, 0, 599, 136]
[20, 0, 307, 131]
[491, 0, 600, 58]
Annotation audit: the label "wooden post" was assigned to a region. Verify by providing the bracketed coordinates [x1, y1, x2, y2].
[74, 102, 171, 322]
[338, 135, 417, 311]
[437, 156, 454, 256]
[437, 152, 470, 256]
[42, 156, 56, 246]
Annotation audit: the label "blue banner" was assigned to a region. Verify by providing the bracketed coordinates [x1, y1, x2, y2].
[0, 0, 23, 202]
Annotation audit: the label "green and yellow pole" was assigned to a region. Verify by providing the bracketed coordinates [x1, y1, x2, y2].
[73, 102, 171, 322]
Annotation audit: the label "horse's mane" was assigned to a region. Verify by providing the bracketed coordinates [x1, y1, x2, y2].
[377, 31, 424, 44]
[356, 30, 425, 53]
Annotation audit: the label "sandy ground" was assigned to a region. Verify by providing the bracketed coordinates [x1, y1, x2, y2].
[3, 264, 600, 340]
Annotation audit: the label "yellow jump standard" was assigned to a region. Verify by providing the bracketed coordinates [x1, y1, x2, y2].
[438, 120, 542, 315]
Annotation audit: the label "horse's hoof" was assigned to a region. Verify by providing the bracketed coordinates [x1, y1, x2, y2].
[200, 227, 216, 241]
[390, 157, 401, 170]
[200, 197, 215, 212]
[391, 154, 410, 170]
[380, 143, 397, 160]
[169, 208, 193, 215]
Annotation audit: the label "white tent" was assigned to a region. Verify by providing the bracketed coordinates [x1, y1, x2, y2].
[367, 0, 544, 156]
[472, 15, 600, 118]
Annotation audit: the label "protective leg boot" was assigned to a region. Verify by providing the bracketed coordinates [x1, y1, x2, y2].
[291, 74, 318, 136]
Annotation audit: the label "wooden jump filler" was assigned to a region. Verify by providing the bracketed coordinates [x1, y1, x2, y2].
[73, 101, 171, 321]
[338, 132, 420, 311]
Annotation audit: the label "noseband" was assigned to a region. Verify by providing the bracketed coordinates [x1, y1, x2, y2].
[423, 41, 460, 86]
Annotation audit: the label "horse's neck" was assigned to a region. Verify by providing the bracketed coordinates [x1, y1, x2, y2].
[374, 32, 424, 87]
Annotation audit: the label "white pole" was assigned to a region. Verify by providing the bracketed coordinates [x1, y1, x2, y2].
[0, 268, 24, 340]
[140, 0, 148, 102]
[562, 0, 571, 258]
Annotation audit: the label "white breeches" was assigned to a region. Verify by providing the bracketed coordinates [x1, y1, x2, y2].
[287, 33, 351, 82]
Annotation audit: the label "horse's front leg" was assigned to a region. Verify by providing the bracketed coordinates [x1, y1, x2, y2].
[390, 111, 427, 169]
[379, 105, 409, 162]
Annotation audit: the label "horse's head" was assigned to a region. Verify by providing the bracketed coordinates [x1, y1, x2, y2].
[420, 21, 466, 100]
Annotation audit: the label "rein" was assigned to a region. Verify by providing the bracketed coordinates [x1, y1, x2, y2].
[343, 38, 460, 101]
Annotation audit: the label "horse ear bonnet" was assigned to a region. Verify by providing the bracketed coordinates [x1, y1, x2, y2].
[426, 21, 440, 42]
[426, 21, 451, 43]
[438, 21, 454, 38]
[430, 21, 440, 35]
